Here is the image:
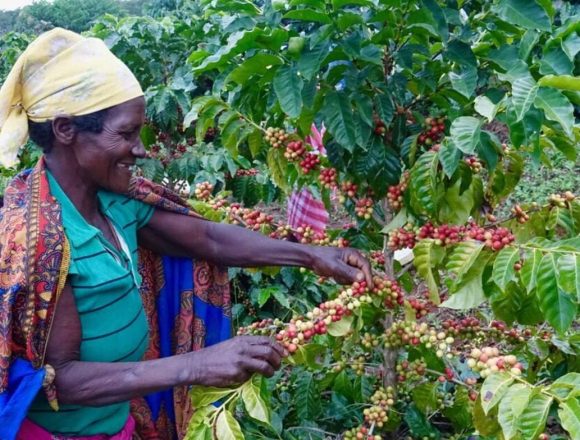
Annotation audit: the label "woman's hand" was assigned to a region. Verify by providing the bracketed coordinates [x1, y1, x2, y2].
[188, 336, 286, 388]
[309, 246, 374, 288]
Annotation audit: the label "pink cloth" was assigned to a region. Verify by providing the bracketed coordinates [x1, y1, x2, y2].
[287, 189, 329, 233]
[17, 416, 135, 440]
[287, 124, 330, 233]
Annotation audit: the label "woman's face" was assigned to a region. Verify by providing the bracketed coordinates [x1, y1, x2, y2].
[73, 97, 146, 193]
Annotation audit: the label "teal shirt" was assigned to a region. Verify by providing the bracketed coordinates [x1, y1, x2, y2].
[27, 171, 154, 436]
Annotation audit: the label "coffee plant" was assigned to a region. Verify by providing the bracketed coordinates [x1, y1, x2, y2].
[1, 0, 578, 439]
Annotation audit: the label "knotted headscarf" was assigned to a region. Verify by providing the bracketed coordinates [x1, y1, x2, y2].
[0, 28, 143, 168]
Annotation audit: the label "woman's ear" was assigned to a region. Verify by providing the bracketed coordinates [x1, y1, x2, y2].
[52, 117, 76, 145]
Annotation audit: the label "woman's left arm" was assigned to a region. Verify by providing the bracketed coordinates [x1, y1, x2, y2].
[138, 209, 373, 286]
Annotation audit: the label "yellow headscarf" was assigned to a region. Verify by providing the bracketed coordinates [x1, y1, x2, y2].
[0, 28, 144, 168]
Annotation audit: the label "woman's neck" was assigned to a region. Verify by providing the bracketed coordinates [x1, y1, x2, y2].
[44, 154, 101, 222]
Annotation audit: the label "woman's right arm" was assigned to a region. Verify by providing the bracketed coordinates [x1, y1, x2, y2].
[45, 283, 284, 407]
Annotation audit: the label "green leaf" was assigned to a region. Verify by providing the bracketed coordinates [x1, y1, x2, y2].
[438, 141, 461, 178]
[518, 393, 553, 440]
[520, 249, 542, 293]
[474, 95, 500, 122]
[559, 398, 580, 440]
[247, 129, 263, 158]
[266, 148, 289, 191]
[450, 117, 482, 154]
[409, 151, 439, 216]
[241, 376, 270, 424]
[226, 54, 284, 85]
[493, 0, 551, 31]
[446, 241, 485, 286]
[375, 93, 395, 125]
[298, 40, 330, 81]
[442, 388, 473, 430]
[473, 396, 502, 436]
[481, 372, 514, 414]
[321, 91, 356, 151]
[184, 96, 220, 127]
[493, 246, 520, 290]
[557, 254, 580, 301]
[438, 139, 461, 178]
[412, 382, 438, 414]
[405, 404, 441, 439]
[498, 384, 533, 440]
[540, 46, 574, 76]
[184, 406, 216, 440]
[190, 386, 238, 409]
[283, 9, 331, 23]
[296, 372, 321, 422]
[413, 240, 445, 304]
[327, 314, 354, 337]
[273, 65, 303, 118]
[381, 208, 409, 234]
[538, 75, 580, 92]
[449, 65, 478, 98]
[421, 0, 448, 42]
[215, 409, 244, 440]
[537, 253, 576, 334]
[534, 87, 575, 138]
[440, 269, 487, 310]
[512, 75, 539, 122]
[519, 30, 540, 60]
[550, 373, 580, 400]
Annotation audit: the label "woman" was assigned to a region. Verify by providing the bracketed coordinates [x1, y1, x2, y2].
[0, 28, 372, 439]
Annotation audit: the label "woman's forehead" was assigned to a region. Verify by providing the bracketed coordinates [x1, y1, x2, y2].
[107, 97, 146, 126]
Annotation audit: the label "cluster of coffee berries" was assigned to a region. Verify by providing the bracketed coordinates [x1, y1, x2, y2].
[511, 204, 530, 223]
[423, 223, 463, 246]
[370, 250, 385, 267]
[441, 317, 481, 336]
[363, 387, 395, 428]
[299, 153, 320, 173]
[225, 203, 244, 224]
[148, 143, 162, 159]
[385, 322, 454, 358]
[236, 318, 280, 337]
[396, 359, 427, 382]
[355, 198, 374, 219]
[235, 168, 259, 177]
[343, 426, 381, 440]
[418, 117, 445, 146]
[549, 191, 575, 207]
[361, 332, 381, 351]
[490, 320, 530, 343]
[284, 140, 306, 160]
[407, 298, 432, 319]
[464, 156, 482, 173]
[265, 127, 288, 148]
[376, 278, 404, 309]
[319, 167, 338, 188]
[374, 117, 386, 136]
[269, 224, 293, 240]
[387, 171, 409, 211]
[466, 347, 523, 378]
[332, 237, 350, 248]
[242, 209, 274, 231]
[208, 194, 228, 210]
[352, 355, 368, 375]
[204, 127, 218, 142]
[466, 224, 515, 251]
[341, 181, 358, 198]
[194, 182, 213, 201]
[387, 227, 417, 250]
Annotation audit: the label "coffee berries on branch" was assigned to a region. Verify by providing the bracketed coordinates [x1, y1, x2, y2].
[355, 198, 374, 219]
[265, 127, 287, 148]
[194, 181, 213, 201]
